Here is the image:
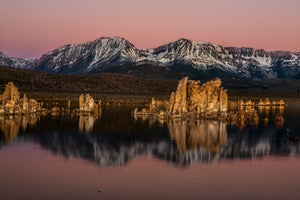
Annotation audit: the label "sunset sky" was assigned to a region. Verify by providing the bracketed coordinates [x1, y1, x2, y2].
[1, 0, 300, 58]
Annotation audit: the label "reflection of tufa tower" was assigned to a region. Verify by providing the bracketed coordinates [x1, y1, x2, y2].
[168, 119, 227, 154]
[0, 114, 39, 142]
[79, 115, 97, 133]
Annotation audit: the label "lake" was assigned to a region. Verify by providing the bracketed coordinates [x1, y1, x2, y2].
[0, 104, 300, 200]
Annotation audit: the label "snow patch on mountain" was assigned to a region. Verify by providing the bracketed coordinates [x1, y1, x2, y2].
[0, 51, 37, 69]
[1, 37, 300, 78]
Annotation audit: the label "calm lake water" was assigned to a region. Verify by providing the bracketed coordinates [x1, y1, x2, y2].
[0, 104, 300, 200]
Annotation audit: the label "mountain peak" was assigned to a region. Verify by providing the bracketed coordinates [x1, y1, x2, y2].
[0, 51, 5, 57]
[176, 38, 191, 43]
[93, 36, 126, 42]
[90, 36, 136, 50]
[1, 37, 300, 79]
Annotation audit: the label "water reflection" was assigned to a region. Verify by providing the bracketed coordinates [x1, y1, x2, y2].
[0, 105, 299, 167]
[168, 119, 227, 154]
[35, 118, 230, 166]
[78, 114, 97, 133]
[0, 114, 40, 142]
[257, 105, 285, 125]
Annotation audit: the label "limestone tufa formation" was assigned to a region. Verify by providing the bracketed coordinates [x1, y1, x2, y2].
[76, 94, 101, 115]
[257, 98, 285, 106]
[134, 77, 228, 118]
[0, 82, 43, 115]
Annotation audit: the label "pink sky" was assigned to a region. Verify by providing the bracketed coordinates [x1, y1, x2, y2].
[1, 0, 300, 58]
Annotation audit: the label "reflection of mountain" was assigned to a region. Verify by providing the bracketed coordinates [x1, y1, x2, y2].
[36, 117, 300, 167]
[39, 132, 165, 166]
[0, 111, 299, 166]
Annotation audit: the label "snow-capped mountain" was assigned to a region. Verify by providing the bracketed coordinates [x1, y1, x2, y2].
[0, 51, 37, 69]
[35, 37, 142, 74]
[1, 37, 300, 79]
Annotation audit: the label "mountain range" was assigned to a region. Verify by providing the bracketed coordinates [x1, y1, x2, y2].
[1, 36, 300, 79]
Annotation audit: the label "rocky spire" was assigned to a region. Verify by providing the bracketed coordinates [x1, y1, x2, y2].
[77, 93, 101, 114]
[0, 82, 20, 102]
[134, 77, 228, 119]
[0, 82, 43, 115]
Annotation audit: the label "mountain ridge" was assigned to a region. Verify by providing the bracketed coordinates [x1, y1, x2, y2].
[1, 36, 300, 79]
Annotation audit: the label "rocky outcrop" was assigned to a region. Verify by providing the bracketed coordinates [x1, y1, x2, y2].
[0, 82, 44, 115]
[134, 77, 228, 119]
[188, 78, 228, 115]
[133, 77, 287, 129]
[169, 77, 188, 115]
[258, 98, 285, 106]
[0, 82, 20, 102]
[73, 94, 101, 115]
[230, 98, 285, 109]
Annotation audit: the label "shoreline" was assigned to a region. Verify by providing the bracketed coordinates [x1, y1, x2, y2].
[22, 91, 300, 106]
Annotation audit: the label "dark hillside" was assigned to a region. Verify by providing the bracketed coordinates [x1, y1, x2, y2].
[1, 66, 300, 102]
